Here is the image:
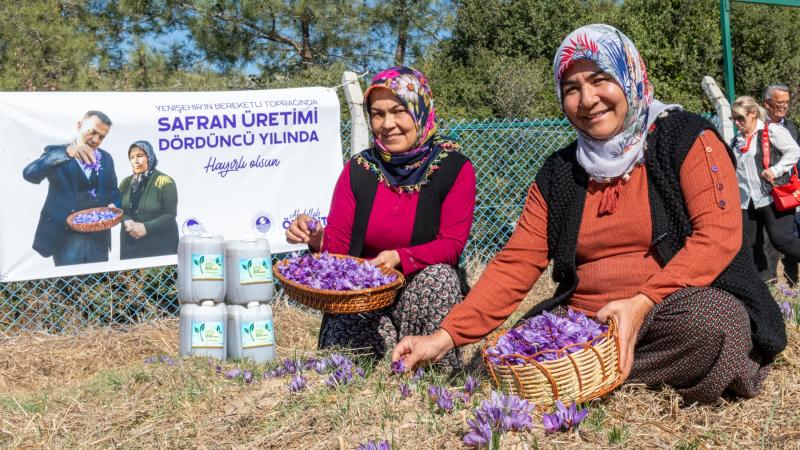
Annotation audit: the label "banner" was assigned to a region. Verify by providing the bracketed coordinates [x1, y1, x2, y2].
[0, 88, 342, 282]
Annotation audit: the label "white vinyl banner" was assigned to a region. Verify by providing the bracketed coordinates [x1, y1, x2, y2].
[0, 88, 342, 282]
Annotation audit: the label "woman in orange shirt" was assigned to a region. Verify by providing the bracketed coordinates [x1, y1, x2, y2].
[392, 24, 786, 404]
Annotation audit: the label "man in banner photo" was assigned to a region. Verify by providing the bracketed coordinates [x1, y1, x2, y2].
[22, 111, 122, 266]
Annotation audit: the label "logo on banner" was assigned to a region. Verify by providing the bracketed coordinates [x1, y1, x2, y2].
[282, 208, 327, 229]
[251, 212, 274, 235]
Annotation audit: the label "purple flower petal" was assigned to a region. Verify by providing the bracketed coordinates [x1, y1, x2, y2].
[391, 358, 406, 375]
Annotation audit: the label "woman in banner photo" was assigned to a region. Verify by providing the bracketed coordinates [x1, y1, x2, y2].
[285, 66, 476, 369]
[391, 24, 787, 404]
[119, 140, 179, 259]
[730, 96, 800, 284]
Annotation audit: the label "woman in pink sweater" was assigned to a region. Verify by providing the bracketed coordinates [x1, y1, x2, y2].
[286, 66, 476, 368]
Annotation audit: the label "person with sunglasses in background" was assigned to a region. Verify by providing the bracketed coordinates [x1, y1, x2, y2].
[732, 95, 800, 285]
[760, 85, 800, 285]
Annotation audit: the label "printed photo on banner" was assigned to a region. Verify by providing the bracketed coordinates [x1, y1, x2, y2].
[2, 88, 342, 282]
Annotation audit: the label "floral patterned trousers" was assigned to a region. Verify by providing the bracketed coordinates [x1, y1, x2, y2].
[629, 287, 770, 404]
[319, 264, 464, 370]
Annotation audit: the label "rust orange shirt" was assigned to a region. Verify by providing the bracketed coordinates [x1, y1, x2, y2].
[441, 132, 742, 346]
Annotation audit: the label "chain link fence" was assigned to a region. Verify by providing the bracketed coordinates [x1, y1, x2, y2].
[0, 115, 715, 334]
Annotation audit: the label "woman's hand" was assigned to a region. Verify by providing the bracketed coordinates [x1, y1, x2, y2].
[392, 329, 455, 371]
[369, 250, 401, 269]
[285, 214, 323, 251]
[595, 293, 654, 382]
[761, 168, 776, 184]
[124, 220, 147, 239]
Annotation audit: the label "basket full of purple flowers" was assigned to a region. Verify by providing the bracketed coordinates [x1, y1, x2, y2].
[273, 252, 404, 314]
[66, 206, 123, 233]
[482, 309, 621, 407]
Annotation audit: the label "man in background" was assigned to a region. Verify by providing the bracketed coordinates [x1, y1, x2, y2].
[760, 84, 800, 284]
[23, 111, 121, 266]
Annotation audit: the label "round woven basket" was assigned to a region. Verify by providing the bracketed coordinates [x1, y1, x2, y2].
[483, 317, 622, 407]
[272, 254, 405, 314]
[66, 207, 124, 233]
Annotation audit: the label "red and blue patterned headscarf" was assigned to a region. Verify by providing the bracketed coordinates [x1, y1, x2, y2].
[358, 66, 459, 191]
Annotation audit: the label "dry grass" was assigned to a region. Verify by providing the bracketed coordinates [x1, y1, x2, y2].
[1, 266, 799, 449]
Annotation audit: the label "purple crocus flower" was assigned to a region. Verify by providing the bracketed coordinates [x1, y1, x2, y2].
[283, 358, 299, 375]
[542, 400, 589, 434]
[355, 439, 390, 450]
[224, 368, 242, 379]
[542, 412, 563, 434]
[428, 385, 454, 412]
[464, 376, 479, 396]
[313, 358, 329, 374]
[270, 366, 288, 378]
[330, 353, 353, 369]
[463, 416, 494, 448]
[326, 367, 354, 388]
[355, 367, 366, 378]
[289, 374, 307, 393]
[411, 367, 424, 383]
[463, 390, 535, 448]
[144, 356, 157, 364]
[398, 383, 412, 399]
[780, 301, 794, 321]
[307, 219, 318, 233]
[779, 284, 798, 298]
[391, 358, 406, 374]
[243, 370, 254, 384]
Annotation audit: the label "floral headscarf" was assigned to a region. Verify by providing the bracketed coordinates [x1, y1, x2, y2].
[554, 24, 680, 184]
[357, 66, 459, 191]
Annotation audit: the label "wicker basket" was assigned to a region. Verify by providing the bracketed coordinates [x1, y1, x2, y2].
[66, 207, 124, 233]
[483, 317, 622, 407]
[272, 254, 405, 314]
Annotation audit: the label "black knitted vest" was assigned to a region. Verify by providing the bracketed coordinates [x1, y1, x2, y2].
[531, 110, 786, 362]
[347, 148, 471, 295]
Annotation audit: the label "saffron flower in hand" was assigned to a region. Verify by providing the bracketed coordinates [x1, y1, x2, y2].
[391, 358, 406, 374]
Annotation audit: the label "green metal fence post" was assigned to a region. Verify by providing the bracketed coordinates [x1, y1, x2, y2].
[720, 0, 736, 104]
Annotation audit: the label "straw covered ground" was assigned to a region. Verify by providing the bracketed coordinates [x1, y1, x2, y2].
[1, 264, 799, 449]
